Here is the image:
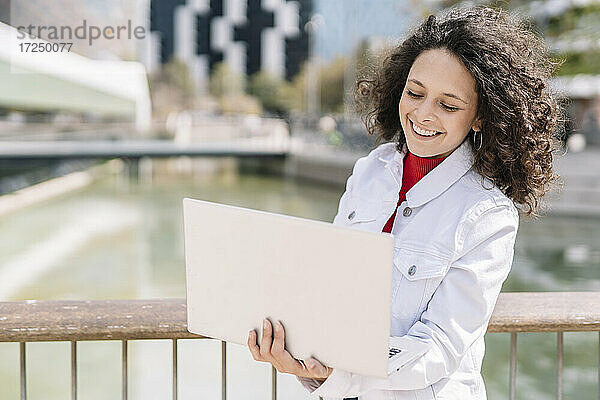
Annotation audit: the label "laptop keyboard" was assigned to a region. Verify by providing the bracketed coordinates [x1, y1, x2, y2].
[389, 348, 402, 358]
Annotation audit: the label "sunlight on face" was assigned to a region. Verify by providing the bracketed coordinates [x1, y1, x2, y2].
[398, 48, 482, 158]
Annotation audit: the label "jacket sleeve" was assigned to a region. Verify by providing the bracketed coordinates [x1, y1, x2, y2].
[297, 204, 519, 398]
[331, 172, 354, 226]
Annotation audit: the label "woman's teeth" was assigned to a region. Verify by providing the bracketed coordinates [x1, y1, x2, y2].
[411, 121, 441, 136]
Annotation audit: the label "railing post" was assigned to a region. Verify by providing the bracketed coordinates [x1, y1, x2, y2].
[509, 332, 517, 400]
[557, 331, 563, 400]
[20, 342, 26, 400]
[272, 366, 277, 400]
[122, 340, 128, 400]
[172, 339, 178, 400]
[221, 340, 227, 400]
[71, 341, 77, 400]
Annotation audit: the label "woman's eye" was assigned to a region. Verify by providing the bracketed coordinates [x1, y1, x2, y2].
[407, 90, 459, 112]
[406, 90, 422, 98]
[441, 104, 459, 112]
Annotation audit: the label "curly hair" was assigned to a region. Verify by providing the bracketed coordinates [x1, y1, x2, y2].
[354, 5, 566, 218]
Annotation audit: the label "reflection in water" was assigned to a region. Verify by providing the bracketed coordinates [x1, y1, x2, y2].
[0, 170, 598, 399]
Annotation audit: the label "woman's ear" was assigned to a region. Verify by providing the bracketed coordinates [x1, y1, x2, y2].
[472, 117, 483, 133]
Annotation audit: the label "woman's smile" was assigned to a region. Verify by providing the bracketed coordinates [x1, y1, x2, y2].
[409, 118, 445, 141]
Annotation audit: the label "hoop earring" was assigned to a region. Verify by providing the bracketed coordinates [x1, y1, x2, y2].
[473, 130, 482, 151]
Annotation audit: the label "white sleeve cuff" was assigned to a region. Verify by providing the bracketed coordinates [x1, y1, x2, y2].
[295, 335, 435, 397]
[295, 375, 324, 392]
[310, 368, 353, 398]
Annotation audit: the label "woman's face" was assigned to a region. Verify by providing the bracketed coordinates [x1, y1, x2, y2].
[399, 48, 482, 158]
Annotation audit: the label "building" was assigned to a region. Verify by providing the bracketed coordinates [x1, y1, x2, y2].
[147, 0, 312, 91]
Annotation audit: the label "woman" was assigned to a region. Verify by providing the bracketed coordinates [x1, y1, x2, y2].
[247, 5, 563, 399]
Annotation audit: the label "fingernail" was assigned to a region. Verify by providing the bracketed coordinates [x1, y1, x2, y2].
[263, 320, 268, 329]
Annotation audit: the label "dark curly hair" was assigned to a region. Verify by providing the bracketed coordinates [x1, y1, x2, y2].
[354, 5, 566, 218]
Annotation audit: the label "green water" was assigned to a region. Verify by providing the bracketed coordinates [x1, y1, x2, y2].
[0, 167, 598, 399]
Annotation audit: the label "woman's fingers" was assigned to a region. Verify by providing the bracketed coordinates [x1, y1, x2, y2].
[270, 320, 285, 355]
[263, 319, 295, 373]
[247, 318, 328, 379]
[259, 319, 274, 360]
[247, 330, 263, 361]
[271, 320, 305, 374]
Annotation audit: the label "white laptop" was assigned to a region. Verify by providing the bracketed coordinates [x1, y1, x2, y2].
[183, 197, 430, 378]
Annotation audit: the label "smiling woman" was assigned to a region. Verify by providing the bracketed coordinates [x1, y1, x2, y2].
[248, 5, 564, 400]
[399, 48, 482, 158]
[355, 6, 564, 217]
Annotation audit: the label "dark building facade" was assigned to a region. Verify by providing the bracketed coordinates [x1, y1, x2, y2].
[150, 0, 311, 82]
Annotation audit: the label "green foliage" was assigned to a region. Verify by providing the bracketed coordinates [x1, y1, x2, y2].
[545, 4, 600, 37]
[162, 58, 195, 99]
[319, 56, 346, 113]
[209, 62, 245, 98]
[247, 71, 296, 115]
[437, 0, 600, 77]
[243, 41, 404, 115]
[246, 56, 349, 115]
[147, 57, 196, 114]
[554, 50, 600, 76]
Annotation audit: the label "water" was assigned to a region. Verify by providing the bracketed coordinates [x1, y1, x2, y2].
[0, 167, 598, 399]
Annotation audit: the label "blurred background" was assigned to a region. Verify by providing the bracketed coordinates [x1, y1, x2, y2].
[0, 0, 598, 399]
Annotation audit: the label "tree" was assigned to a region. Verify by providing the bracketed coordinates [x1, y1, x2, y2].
[148, 58, 196, 116]
[163, 59, 195, 100]
[432, 0, 600, 77]
[319, 56, 346, 113]
[247, 71, 295, 115]
[209, 62, 245, 98]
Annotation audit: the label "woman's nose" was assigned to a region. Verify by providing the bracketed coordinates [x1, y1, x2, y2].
[413, 99, 437, 122]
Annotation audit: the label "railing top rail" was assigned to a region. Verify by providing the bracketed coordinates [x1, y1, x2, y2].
[0, 299, 204, 342]
[487, 291, 600, 333]
[1, 292, 599, 342]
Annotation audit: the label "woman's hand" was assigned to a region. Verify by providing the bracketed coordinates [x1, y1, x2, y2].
[247, 318, 332, 381]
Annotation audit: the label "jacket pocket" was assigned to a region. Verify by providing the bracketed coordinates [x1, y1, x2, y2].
[343, 195, 380, 226]
[391, 244, 452, 322]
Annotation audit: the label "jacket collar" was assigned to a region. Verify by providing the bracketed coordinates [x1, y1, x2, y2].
[377, 139, 474, 208]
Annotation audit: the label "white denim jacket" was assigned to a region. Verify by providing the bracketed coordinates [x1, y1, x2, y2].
[297, 138, 519, 400]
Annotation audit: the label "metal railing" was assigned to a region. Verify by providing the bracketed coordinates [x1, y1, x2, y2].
[1, 292, 599, 400]
[486, 292, 600, 400]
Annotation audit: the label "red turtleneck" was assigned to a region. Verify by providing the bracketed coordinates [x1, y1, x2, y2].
[382, 150, 447, 233]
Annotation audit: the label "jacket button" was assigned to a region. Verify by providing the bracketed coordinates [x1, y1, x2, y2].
[348, 210, 356, 220]
[403, 207, 412, 217]
[408, 265, 417, 276]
